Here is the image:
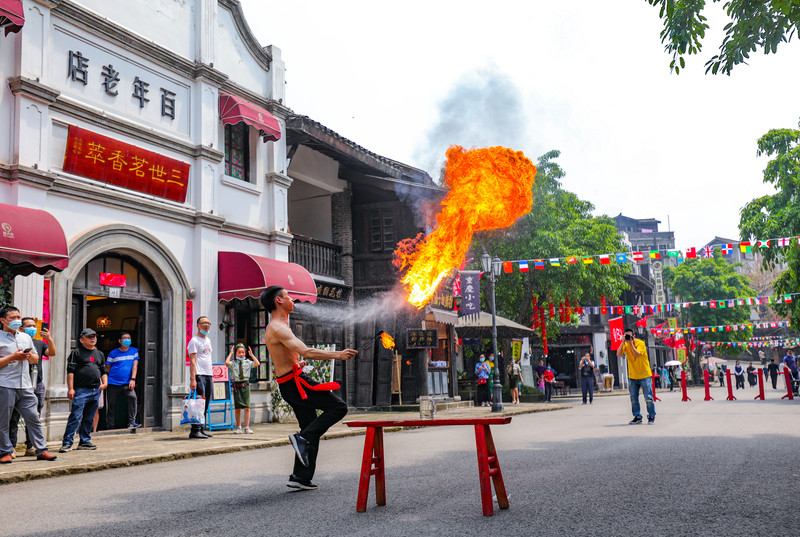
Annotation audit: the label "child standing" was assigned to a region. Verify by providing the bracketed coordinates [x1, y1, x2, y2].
[225, 344, 260, 433]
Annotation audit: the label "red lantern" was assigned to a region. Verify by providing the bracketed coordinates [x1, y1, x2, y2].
[601, 295, 606, 307]
[549, 303, 555, 319]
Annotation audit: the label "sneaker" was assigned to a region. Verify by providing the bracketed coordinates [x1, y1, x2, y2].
[59, 444, 72, 453]
[128, 422, 142, 429]
[10, 451, 16, 459]
[629, 416, 643, 425]
[77, 442, 97, 450]
[647, 415, 655, 424]
[0, 454, 12, 464]
[289, 434, 310, 467]
[234, 428, 243, 434]
[36, 451, 57, 461]
[287, 475, 318, 491]
[244, 427, 254, 434]
[24, 447, 36, 457]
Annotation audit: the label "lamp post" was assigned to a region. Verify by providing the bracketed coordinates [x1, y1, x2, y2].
[481, 252, 504, 413]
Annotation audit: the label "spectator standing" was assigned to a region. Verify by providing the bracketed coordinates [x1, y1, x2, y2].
[768, 358, 780, 390]
[9, 317, 55, 457]
[782, 349, 799, 395]
[187, 316, 214, 439]
[60, 328, 107, 452]
[506, 358, 522, 404]
[0, 306, 57, 463]
[746, 362, 757, 387]
[475, 355, 491, 407]
[616, 328, 656, 424]
[225, 343, 260, 433]
[105, 332, 140, 429]
[579, 353, 595, 404]
[535, 359, 546, 391]
[733, 361, 745, 390]
[542, 365, 555, 403]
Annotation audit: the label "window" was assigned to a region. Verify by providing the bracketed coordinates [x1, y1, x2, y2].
[369, 210, 395, 252]
[224, 123, 250, 182]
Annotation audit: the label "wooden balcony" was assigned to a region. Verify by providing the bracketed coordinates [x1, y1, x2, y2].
[289, 234, 342, 278]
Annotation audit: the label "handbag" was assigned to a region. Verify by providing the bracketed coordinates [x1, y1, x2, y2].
[180, 390, 206, 425]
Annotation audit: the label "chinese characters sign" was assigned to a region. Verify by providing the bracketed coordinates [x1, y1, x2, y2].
[63, 125, 190, 203]
[407, 329, 438, 349]
[459, 270, 481, 317]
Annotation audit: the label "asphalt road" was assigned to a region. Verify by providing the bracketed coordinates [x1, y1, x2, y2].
[3, 385, 799, 537]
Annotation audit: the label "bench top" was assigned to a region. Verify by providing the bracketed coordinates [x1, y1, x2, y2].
[345, 417, 512, 428]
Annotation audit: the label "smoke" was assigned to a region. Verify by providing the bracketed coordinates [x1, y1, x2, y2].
[292, 287, 414, 326]
[413, 68, 529, 179]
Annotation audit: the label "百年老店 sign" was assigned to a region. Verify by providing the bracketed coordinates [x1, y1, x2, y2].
[63, 125, 190, 203]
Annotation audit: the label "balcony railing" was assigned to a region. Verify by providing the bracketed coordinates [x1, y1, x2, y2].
[289, 234, 342, 279]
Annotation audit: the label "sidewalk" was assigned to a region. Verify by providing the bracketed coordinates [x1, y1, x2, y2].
[0, 401, 570, 485]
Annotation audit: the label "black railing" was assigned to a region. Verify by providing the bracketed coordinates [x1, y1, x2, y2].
[289, 234, 342, 278]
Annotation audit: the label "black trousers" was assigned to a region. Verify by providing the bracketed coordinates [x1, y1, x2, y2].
[279, 372, 347, 482]
[771, 373, 778, 389]
[544, 382, 553, 402]
[106, 384, 138, 428]
[194, 375, 213, 432]
[476, 382, 490, 405]
[9, 382, 44, 448]
[581, 376, 594, 403]
[735, 375, 744, 389]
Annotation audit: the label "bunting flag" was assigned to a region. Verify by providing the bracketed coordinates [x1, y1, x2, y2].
[740, 241, 752, 253]
[549, 258, 560, 267]
[650, 250, 661, 259]
[632, 252, 644, 261]
[599, 255, 611, 265]
[503, 261, 513, 273]
[667, 249, 681, 257]
[758, 240, 770, 248]
[534, 259, 545, 270]
[616, 253, 627, 263]
[519, 260, 529, 272]
[653, 320, 791, 335]
[721, 244, 732, 255]
[567, 256, 578, 264]
[686, 247, 697, 258]
[702, 246, 714, 258]
[582, 256, 593, 264]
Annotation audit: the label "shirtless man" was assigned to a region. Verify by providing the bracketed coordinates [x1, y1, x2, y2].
[262, 285, 357, 491]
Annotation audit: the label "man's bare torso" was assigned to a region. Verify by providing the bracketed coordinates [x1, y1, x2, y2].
[266, 319, 300, 377]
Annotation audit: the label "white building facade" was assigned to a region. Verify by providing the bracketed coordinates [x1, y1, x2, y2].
[0, 0, 306, 438]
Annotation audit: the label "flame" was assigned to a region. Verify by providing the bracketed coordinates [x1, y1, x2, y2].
[380, 331, 396, 350]
[396, 145, 537, 308]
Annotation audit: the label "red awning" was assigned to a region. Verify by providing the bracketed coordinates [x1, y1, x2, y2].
[0, 203, 68, 276]
[219, 94, 281, 142]
[218, 252, 317, 303]
[0, 0, 24, 35]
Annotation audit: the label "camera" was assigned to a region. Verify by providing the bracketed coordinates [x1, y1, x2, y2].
[624, 334, 632, 341]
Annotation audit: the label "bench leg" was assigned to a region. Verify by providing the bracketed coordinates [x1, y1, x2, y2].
[475, 424, 508, 515]
[356, 426, 386, 512]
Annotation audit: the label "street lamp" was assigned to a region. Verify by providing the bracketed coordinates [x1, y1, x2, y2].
[481, 252, 504, 413]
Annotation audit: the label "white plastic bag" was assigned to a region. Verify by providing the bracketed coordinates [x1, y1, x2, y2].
[180, 391, 205, 425]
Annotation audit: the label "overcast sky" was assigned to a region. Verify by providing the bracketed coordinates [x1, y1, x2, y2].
[240, 0, 800, 251]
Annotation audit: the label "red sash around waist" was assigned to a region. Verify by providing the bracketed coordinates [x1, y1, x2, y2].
[276, 363, 340, 400]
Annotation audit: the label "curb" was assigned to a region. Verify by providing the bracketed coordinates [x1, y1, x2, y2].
[0, 404, 569, 485]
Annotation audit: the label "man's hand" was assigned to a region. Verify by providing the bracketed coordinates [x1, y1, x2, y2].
[8, 350, 30, 362]
[40, 327, 53, 342]
[99, 382, 107, 391]
[68, 388, 75, 400]
[190, 378, 197, 391]
[128, 379, 136, 390]
[339, 349, 358, 361]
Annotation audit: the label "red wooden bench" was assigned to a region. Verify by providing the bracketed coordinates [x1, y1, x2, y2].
[345, 416, 512, 516]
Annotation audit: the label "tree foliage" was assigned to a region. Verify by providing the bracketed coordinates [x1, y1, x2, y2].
[469, 150, 630, 338]
[740, 120, 800, 323]
[647, 0, 800, 74]
[663, 256, 754, 351]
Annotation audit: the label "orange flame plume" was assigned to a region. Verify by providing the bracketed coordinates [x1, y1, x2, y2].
[395, 145, 537, 308]
[380, 331, 396, 350]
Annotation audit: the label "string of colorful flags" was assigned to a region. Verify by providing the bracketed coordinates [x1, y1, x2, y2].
[498, 236, 800, 272]
[575, 292, 796, 317]
[696, 338, 800, 348]
[651, 320, 792, 335]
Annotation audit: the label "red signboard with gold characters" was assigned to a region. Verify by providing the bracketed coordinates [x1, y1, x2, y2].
[63, 125, 190, 203]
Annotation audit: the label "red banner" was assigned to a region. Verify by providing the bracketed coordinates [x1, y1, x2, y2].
[609, 316, 624, 351]
[63, 125, 190, 203]
[185, 300, 193, 366]
[99, 272, 127, 287]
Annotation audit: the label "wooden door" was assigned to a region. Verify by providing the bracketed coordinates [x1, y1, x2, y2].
[142, 301, 162, 427]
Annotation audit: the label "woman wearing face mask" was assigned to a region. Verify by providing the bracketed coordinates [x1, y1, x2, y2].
[475, 354, 491, 407]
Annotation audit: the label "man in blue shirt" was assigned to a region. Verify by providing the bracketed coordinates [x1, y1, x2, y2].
[783, 349, 799, 395]
[105, 332, 140, 429]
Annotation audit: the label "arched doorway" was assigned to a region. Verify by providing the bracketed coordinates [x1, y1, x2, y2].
[71, 253, 162, 429]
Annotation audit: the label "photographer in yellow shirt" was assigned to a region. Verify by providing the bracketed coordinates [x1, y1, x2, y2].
[616, 328, 656, 424]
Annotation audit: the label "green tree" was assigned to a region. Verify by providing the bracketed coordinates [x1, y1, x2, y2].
[647, 0, 800, 74]
[470, 150, 630, 338]
[739, 120, 800, 323]
[663, 256, 754, 362]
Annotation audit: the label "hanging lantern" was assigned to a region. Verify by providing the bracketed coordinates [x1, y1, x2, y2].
[96, 315, 111, 329]
[549, 302, 555, 319]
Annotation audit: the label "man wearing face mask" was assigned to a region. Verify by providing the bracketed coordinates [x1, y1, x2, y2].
[8, 317, 55, 457]
[105, 332, 140, 430]
[0, 306, 57, 463]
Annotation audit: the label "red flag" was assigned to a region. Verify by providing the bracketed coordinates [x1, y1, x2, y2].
[609, 317, 624, 351]
[636, 313, 655, 328]
[503, 261, 513, 273]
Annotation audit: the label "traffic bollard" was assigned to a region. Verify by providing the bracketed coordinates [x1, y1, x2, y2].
[782, 368, 795, 400]
[703, 369, 714, 401]
[652, 371, 662, 402]
[726, 369, 736, 401]
[754, 369, 765, 400]
[681, 370, 691, 402]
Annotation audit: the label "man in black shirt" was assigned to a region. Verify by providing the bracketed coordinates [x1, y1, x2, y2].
[768, 358, 780, 389]
[60, 328, 107, 452]
[9, 317, 55, 457]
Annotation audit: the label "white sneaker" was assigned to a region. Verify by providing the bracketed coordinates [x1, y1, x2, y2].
[234, 428, 243, 434]
[244, 427, 254, 434]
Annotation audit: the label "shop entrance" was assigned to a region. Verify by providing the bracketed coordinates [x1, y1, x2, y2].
[70, 253, 162, 429]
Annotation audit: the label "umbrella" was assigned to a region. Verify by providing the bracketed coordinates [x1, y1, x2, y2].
[664, 360, 682, 367]
[700, 357, 728, 365]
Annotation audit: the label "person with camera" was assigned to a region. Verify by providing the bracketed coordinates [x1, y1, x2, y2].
[0, 306, 57, 462]
[579, 353, 595, 404]
[616, 327, 656, 424]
